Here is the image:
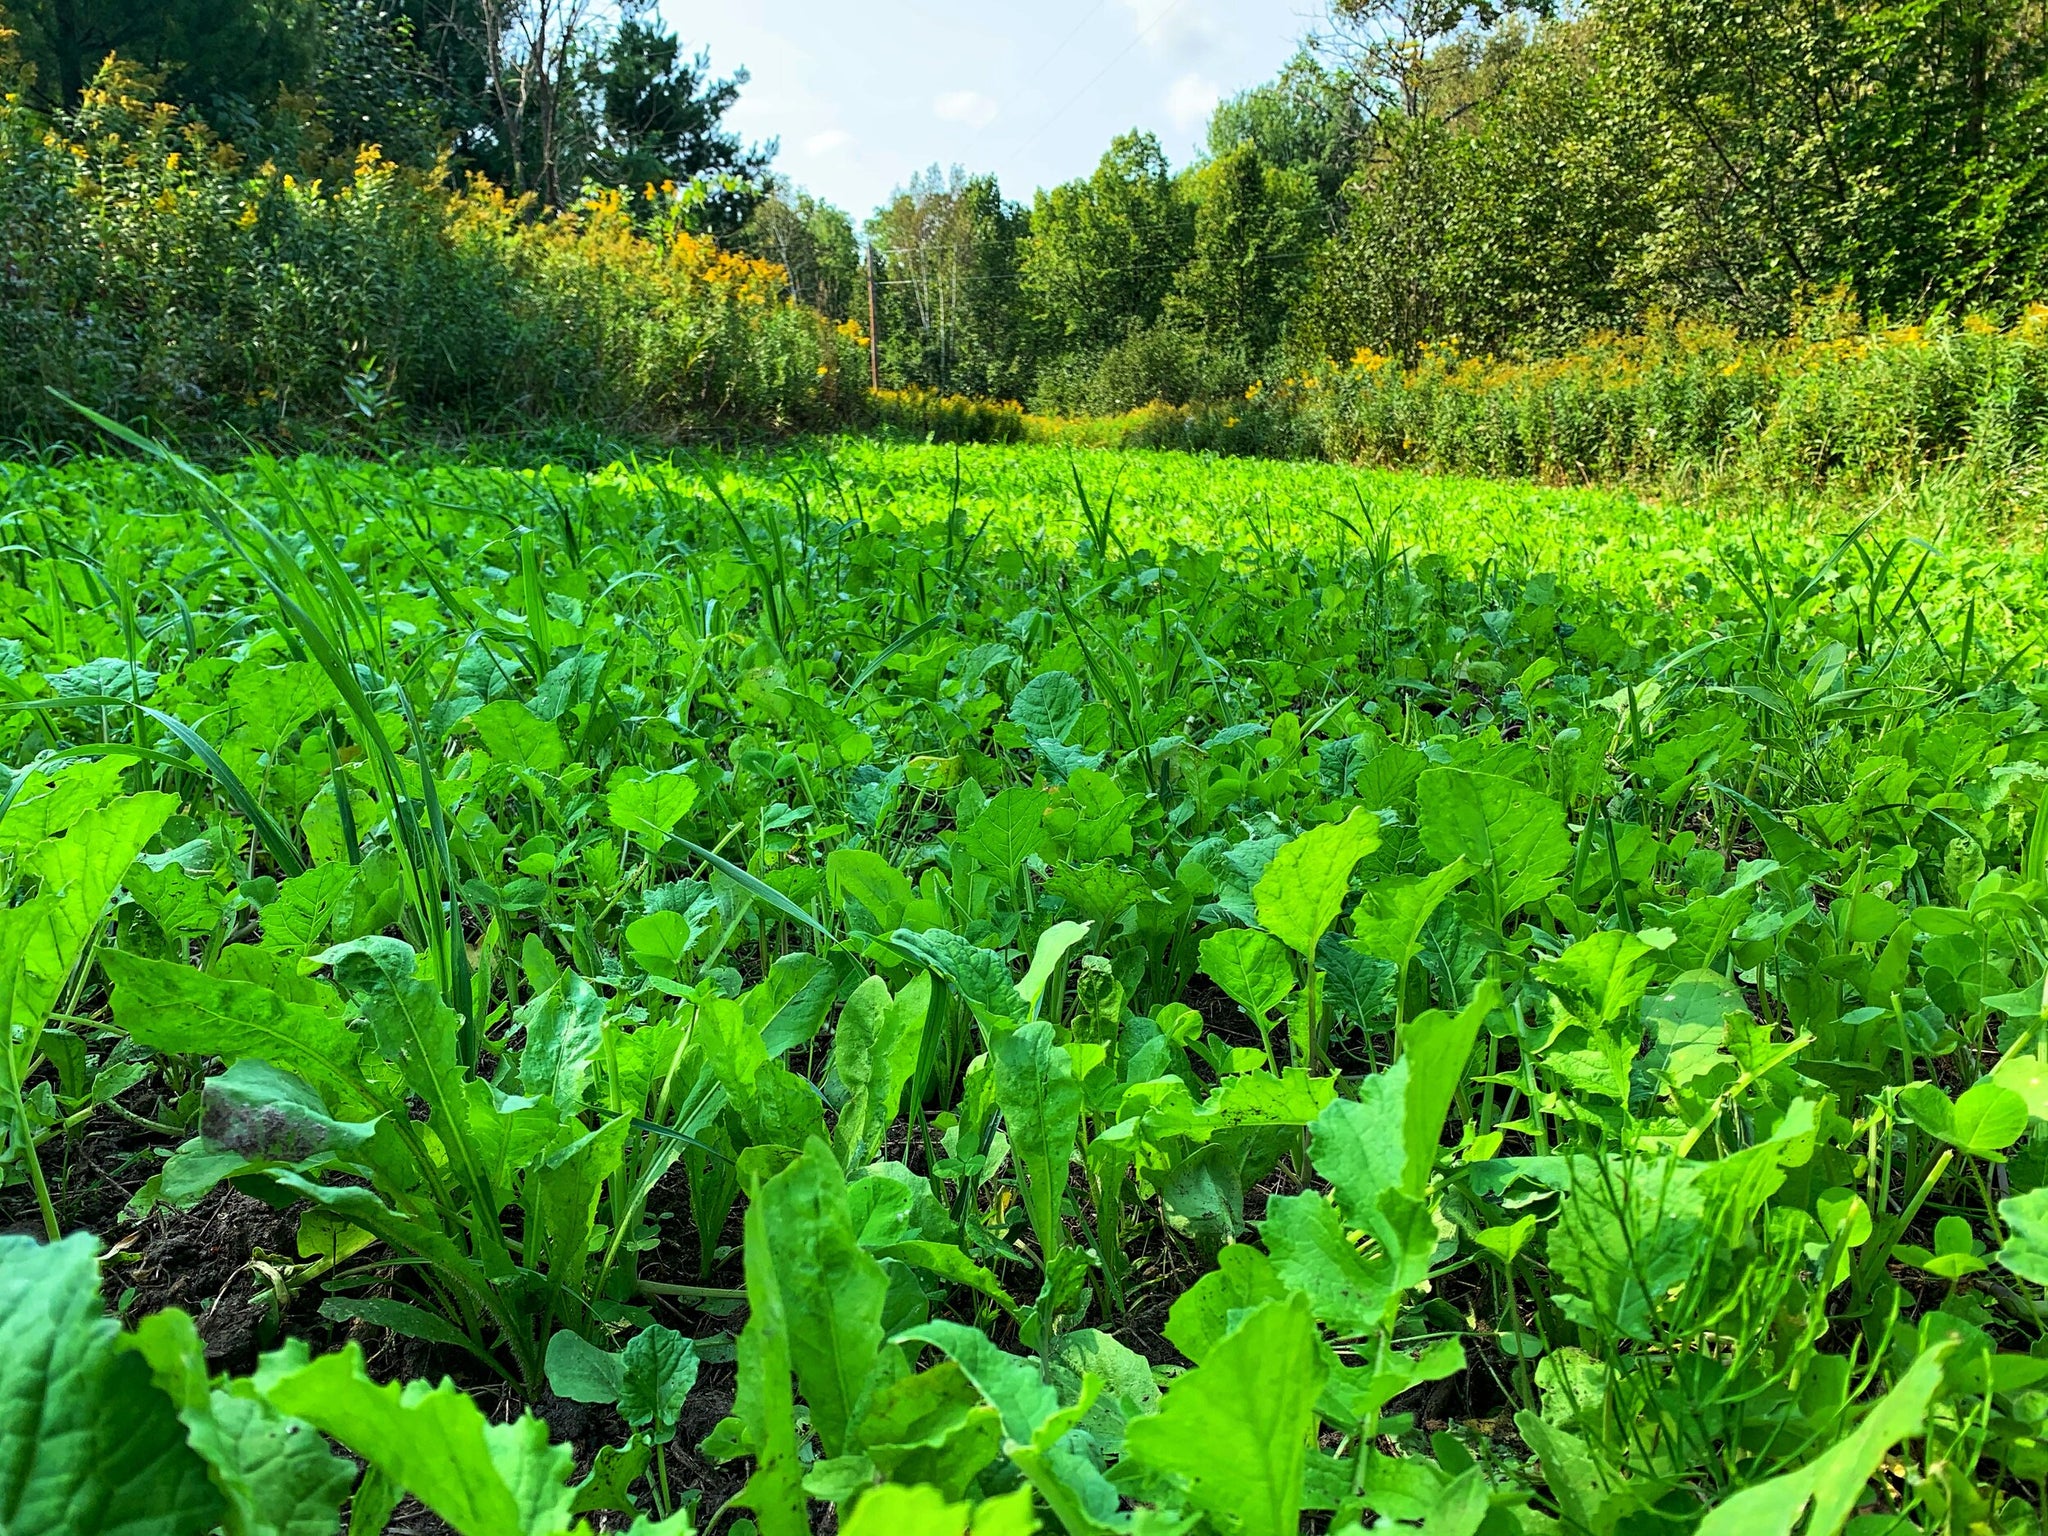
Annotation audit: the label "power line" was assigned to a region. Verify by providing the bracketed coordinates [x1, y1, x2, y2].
[862, 241, 1325, 290]
[1013, 1, 1111, 98]
[1009, 0, 1195, 161]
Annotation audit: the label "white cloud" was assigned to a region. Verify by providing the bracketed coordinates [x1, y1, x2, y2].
[1117, 0, 1223, 63]
[933, 89, 1000, 129]
[805, 127, 853, 155]
[1165, 72, 1221, 133]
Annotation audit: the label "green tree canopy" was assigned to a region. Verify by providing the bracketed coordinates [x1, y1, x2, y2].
[1020, 131, 1193, 356]
[867, 166, 1030, 398]
[738, 186, 862, 321]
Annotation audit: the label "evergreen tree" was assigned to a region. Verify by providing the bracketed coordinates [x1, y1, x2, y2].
[587, 15, 771, 230]
[6, 0, 317, 115]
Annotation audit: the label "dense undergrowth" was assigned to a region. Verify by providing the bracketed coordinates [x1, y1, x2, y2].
[6, 436, 2048, 1534]
[0, 64, 865, 446]
[871, 309, 2048, 519]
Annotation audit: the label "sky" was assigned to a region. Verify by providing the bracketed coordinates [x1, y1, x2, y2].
[655, 1, 1324, 222]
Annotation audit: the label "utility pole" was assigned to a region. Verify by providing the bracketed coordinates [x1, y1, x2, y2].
[865, 244, 881, 391]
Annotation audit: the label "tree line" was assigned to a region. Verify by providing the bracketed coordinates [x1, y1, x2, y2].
[5, 0, 2045, 418]
[822, 0, 2048, 413]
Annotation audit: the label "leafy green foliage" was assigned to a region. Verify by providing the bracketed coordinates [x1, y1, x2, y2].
[6, 437, 2048, 1533]
[0, 1234, 221, 1536]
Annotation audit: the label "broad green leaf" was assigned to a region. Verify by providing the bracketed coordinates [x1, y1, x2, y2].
[1998, 1187, 2048, 1284]
[1017, 921, 1092, 1016]
[967, 1488, 1040, 1536]
[127, 1307, 355, 1536]
[1538, 929, 1659, 1028]
[892, 1321, 1061, 1444]
[624, 911, 696, 980]
[871, 1243, 1019, 1320]
[698, 993, 771, 1118]
[991, 1022, 1084, 1258]
[4, 791, 175, 1033]
[569, 1436, 651, 1517]
[832, 972, 932, 1166]
[1259, 1190, 1401, 1336]
[751, 1139, 889, 1458]
[1314, 982, 1492, 1210]
[852, 1362, 1005, 1498]
[1415, 768, 1570, 922]
[751, 951, 843, 1058]
[617, 1327, 699, 1442]
[1899, 1078, 2029, 1159]
[841, 1483, 1039, 1536]
[1158, 1139, 1247, 1248]
[1349, 858, 1471, 979]
[1395, 984, 1492, 1196]
[1325, 1337, 1467, 1433]
[465, 1079, 566, 1197]
[316, 938, 461, 1109]
[1044, 1328, 1160, 1455]
[1010, 672, 1084, 743]
[1474, 1214, 1537, 1264]
[1949, 1079, 2031, 1158]
[958, 786, 1050, 884]
[473, 698, 566, 774]
[1514, 1412, 1634, 1535]
[0, 1233, 222, 1536]
[517, 969, 607, 1106]
[733, 1195, 808, 1536]
[1254, 808, 1382, 957]
[1164, 1245, 1290, 1365]
[260, 1346, 576, 1536]
[1043, 862, 1149, 933]
[842, 1483, 971, 1536]
[544, 1331, 624, 1405]
[103, 950, 368, 1116]
[827, 848, 915, 933]
[228, 658, 337, 748]
[0, 759, 126, 856]
[121, 857, 229, 943]
[528, 1113, 632, 1298]
[265, 1177, 504, 1326]
[892, 929, 1029, 1031]
[1193, 1067, 1338, 1131]
[199, 1059, 379, 1162]
[606, 764, 699, 844]
[1546, 1155, 1719, 1343]
[1122, 1293, 1327, 1536]
[1993, 1052, 2048, 1120]
[317, 938, 505, 1241]
[1693, 1342, 1952, 1536]
[1198, 926, 1295, 1021]
[255, 864, 355, 959]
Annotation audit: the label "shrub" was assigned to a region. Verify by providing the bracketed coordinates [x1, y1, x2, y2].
[0, 62, 865, 444]
[1287, 308, 2048, 498]
[1028, 321, 1253, 418]
[867, 387, 1031, 444]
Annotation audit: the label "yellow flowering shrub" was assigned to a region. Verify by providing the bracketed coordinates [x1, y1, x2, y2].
[1278, 305, 2048, 499]
[0, 60, 863, 440]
